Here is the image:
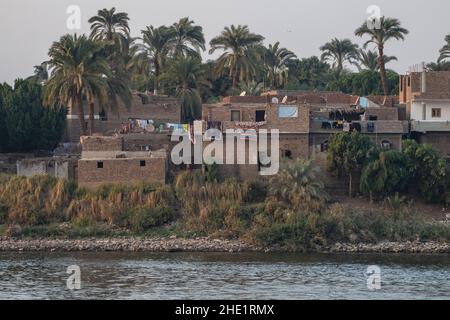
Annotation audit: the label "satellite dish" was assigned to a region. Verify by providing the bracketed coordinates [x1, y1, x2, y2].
[240, 91, 246, 96]
[271, 97, 279, 104]
[282, 96, 288, 103]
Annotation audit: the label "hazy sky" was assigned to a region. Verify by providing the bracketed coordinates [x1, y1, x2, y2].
[1, 0, 449, 84]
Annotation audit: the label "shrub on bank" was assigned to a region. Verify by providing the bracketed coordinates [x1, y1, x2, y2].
[0, 175, 176, 233]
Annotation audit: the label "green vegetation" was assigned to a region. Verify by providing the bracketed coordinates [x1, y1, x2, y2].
[327, 131, 374, 197]
[0, 79, 66, 152]
[1, 157, 449, 250]
[355, 17, 409, 96]
[326, 132, 449, 204]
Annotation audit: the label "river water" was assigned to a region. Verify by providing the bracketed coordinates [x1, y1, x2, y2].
[0, 252, 449, 299]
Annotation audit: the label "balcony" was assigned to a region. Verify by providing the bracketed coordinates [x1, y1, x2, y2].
[411, 121, 450, 133]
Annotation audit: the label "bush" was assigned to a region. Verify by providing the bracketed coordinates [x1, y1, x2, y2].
[122, 206, 174, 232]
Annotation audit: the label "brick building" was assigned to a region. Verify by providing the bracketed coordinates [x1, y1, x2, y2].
[399, 70, 450, 159]
[200, 92, 406, 179]
[77, 135, 167, 189]
[64, 93, 181, 143]
[201, 98, 310, 179]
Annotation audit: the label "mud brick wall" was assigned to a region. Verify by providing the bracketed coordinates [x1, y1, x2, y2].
[80, 136, 123, 152]
[417, 132, 450, 157]
[202, 104, 310, 133]
[364, 107, 399, 120]
[77, 157, 166, 189]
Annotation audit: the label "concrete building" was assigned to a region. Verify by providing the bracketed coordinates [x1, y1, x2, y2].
[399, 70, 450, 159]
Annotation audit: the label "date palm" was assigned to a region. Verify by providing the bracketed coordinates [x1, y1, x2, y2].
[44, 34, 111, 136]
[89, 7, 130, 43]
[269, 159, 327, 210]
[358, 49, 397, 72]
[355, 17, 408, 96]
[209, 25, 264, 92]
[320, 38, 359, 77]
[166, 56, 205, 122]
[263, 42, 297, 89]
[140, 26, 176, 95]
[438, 34, 450, 62]
[172, 17, 206, 58]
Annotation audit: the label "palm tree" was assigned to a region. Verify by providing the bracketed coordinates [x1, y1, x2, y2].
[239, 80, 264, 96]
[140, 26, 176, 95]
[165, 56, 205, 122]
[88, 7, 132, 122]
[357, 49, 397, 72]
[89, 7, 130, 43]
[320, 38, 359, 76]
[172, 17, 206, 58]
[44, 34, 110, 136]
[438, 34, 450, 62]
[209, 25, 264, 92]
[263, 42, 297, 89]
[269, 159, 327, 210]
[426, 60, 450, 71]
[355, 17, 408, 96]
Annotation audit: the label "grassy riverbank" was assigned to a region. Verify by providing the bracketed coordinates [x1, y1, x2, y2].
[0, 165, 449, 251]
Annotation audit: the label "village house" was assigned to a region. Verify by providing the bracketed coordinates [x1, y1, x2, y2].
[64, 92, 181, 143]
[201, 95, 310, 180]
[77, 135, 167, 189]
[399, 70, 450, 160]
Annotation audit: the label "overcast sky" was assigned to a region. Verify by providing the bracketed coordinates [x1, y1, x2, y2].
[1, 0, 449, 84]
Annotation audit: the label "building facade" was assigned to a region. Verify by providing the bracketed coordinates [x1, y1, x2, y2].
[399, 70, 450, 159]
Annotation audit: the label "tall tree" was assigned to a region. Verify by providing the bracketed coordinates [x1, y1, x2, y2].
[438, 34, 450, 62]
[89, 7, 130, 44]
[209, 25, 264, 91]
[327, 131, 374, 197]
[357, 49, 397, 72]
[263, 42, 297, 89]
[355, 17, 408, 96]
[172, 17, 206, 58]
[165, 56, 205, 122]
[320, 38, 359, 77]
[44, 34, 110, 136]
[140, 26, 176, 95]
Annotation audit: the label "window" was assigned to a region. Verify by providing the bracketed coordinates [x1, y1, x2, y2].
[282, 150, 293, 159]
[278, 106, 298, 118]
[140, 160, 146, 167]
[381, 140, 391, 149]
[407, 77, 411, 87]
[231, 110, 240, 122]
[321, 140, 329, 152]
[432, 108, 442, 118]
[97, 161, 104, 169]
[255, 110, 266, 122]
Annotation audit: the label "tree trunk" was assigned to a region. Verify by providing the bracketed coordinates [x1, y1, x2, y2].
[154, 61, 160, 95]
[232, 61, 238, 93]
[377, 45, 389, 96]
[74, 93, 86, 137]
[348, 172, 353, 198]
[88, 101, 95, 136]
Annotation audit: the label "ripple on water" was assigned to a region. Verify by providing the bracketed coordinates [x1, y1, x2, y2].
[0, 252, 449, 299]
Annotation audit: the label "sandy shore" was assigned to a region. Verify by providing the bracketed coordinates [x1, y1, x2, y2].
[0, 237, 450, 253]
